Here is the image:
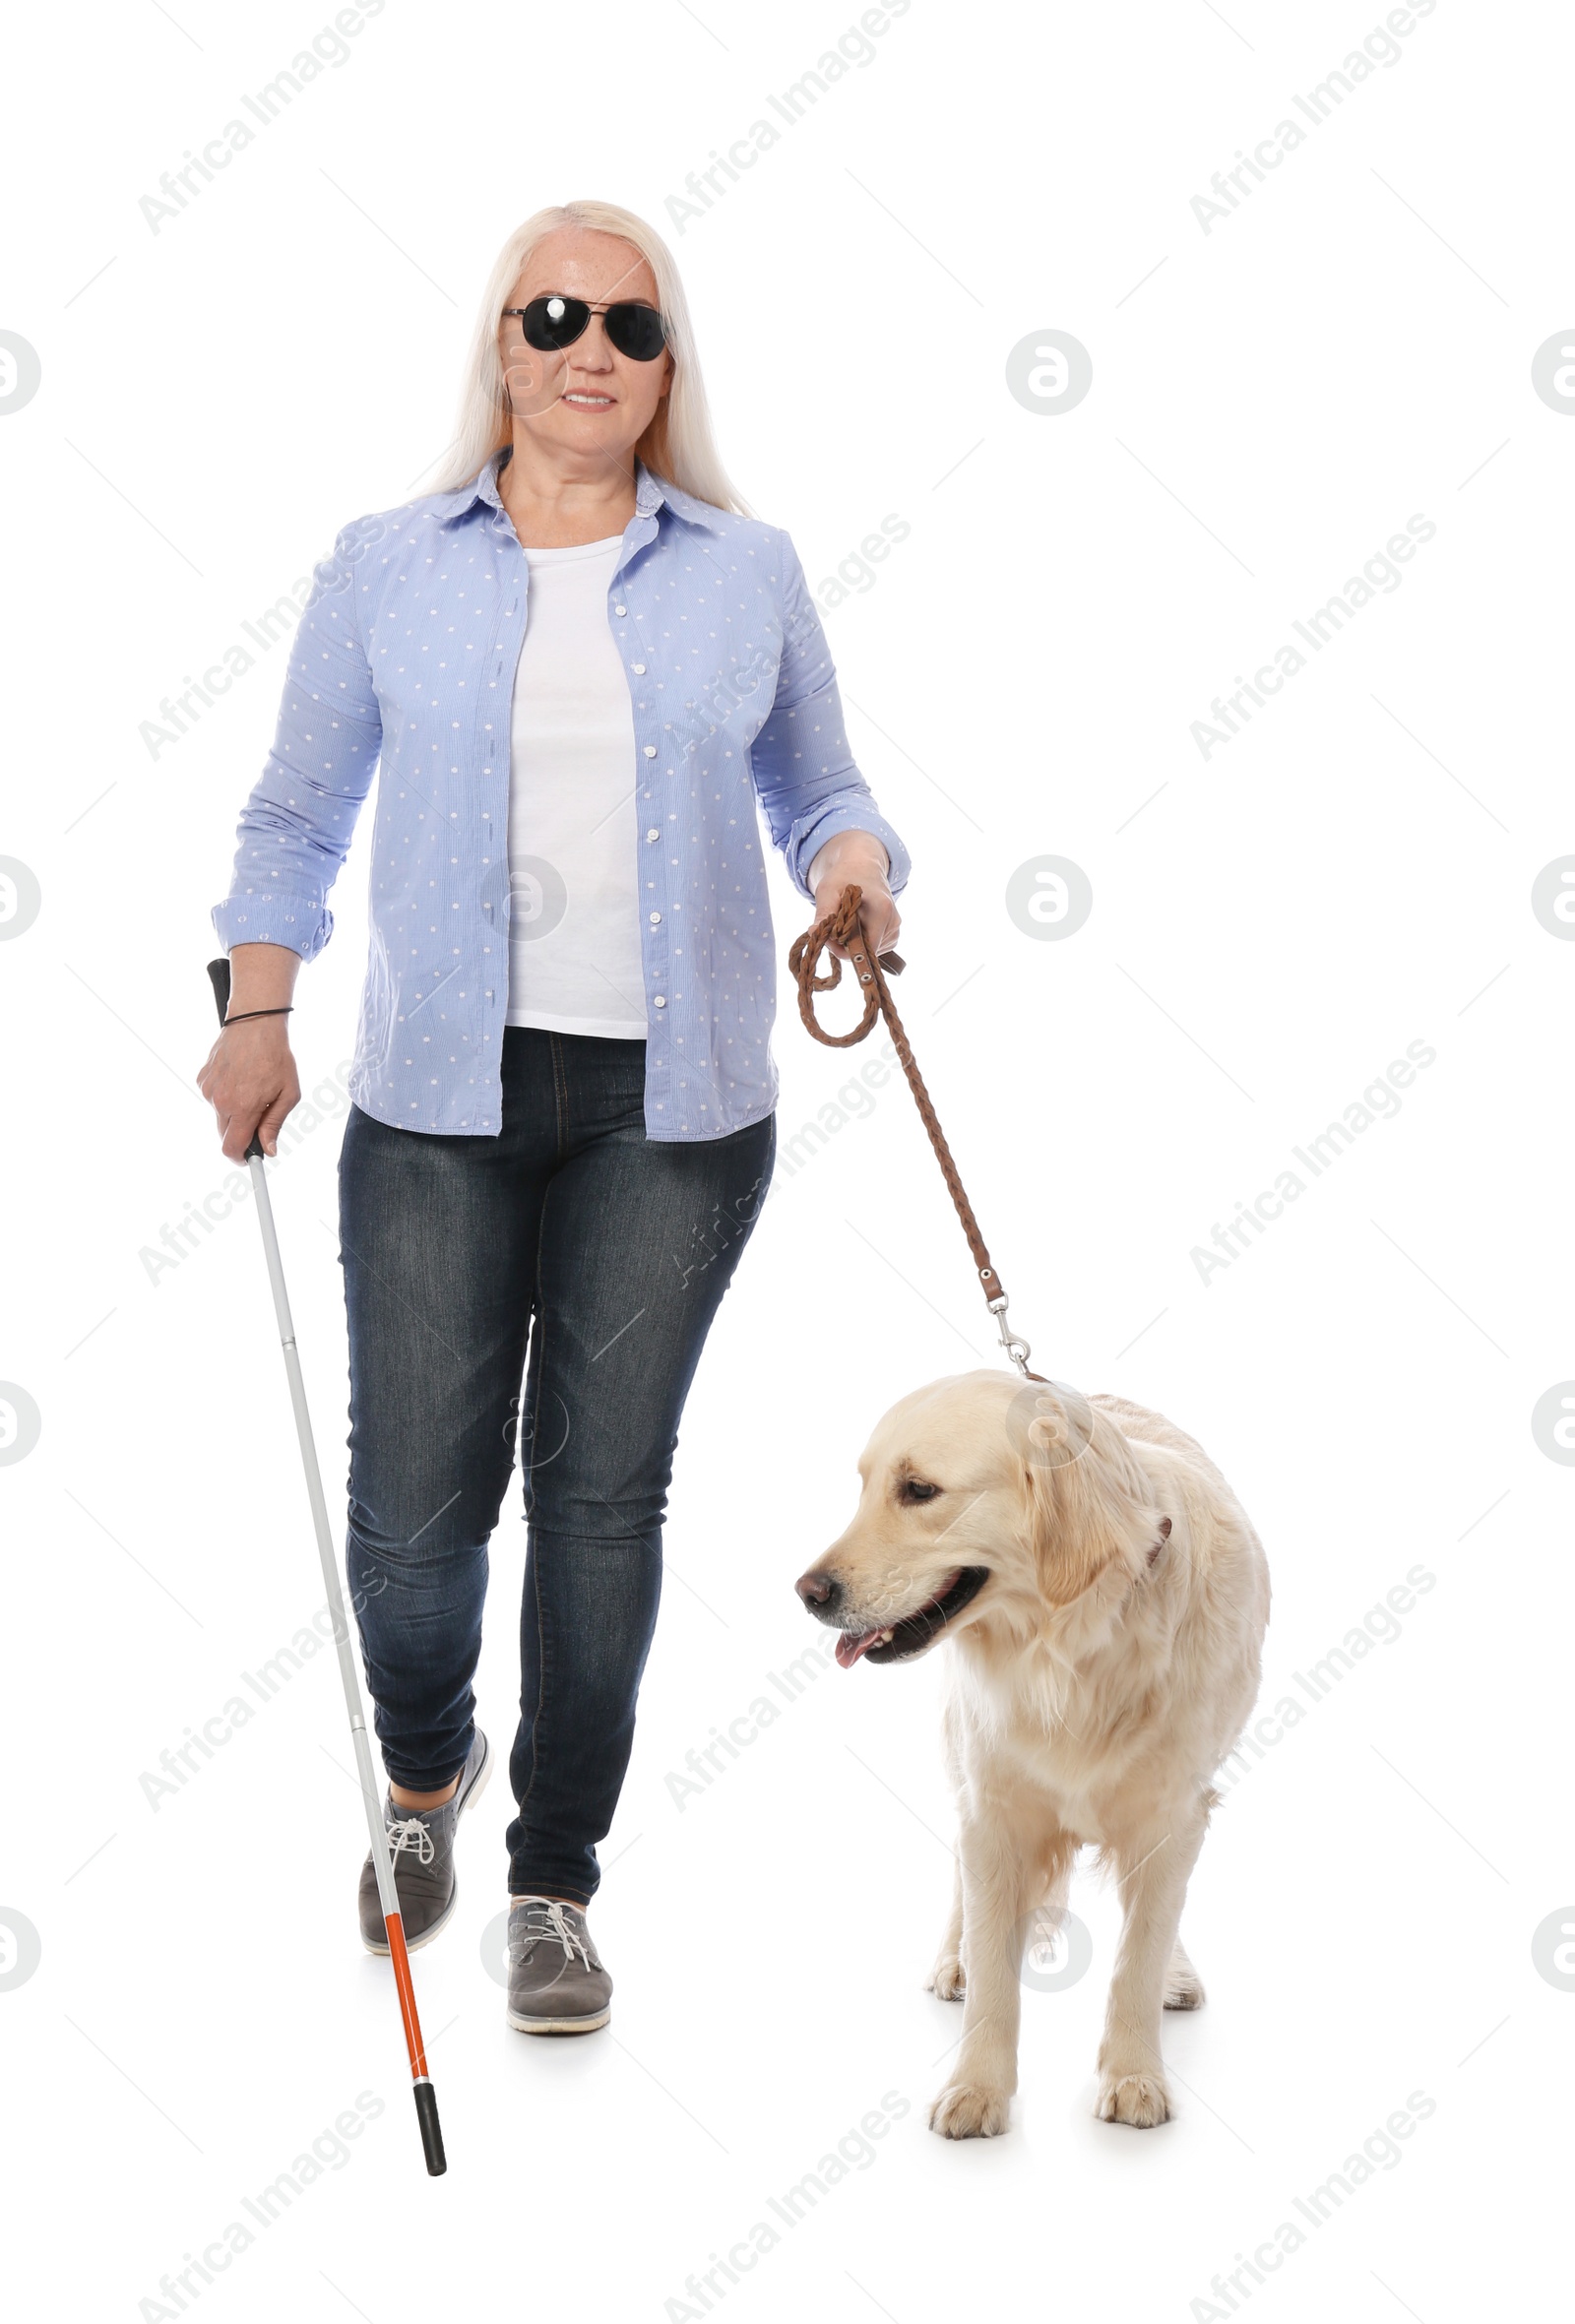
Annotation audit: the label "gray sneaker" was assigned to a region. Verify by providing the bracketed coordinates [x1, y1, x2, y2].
[358, 1729, 492, 1955]
[506, 1895, 612, 2034]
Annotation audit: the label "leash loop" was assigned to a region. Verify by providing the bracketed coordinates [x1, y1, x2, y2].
[787, 886, 1043, 1381]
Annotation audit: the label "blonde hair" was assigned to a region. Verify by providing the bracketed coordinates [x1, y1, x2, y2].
[422, 200, 754, 517]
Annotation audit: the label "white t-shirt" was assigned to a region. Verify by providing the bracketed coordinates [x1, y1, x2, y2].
[504, 534, 648, 1039]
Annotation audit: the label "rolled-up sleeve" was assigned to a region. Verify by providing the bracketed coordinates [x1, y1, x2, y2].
[210, 521, 383, 962]
[747, 527, 911, 904]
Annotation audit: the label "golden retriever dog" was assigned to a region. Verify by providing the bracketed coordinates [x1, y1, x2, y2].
[794, 1369, 1270, 2140]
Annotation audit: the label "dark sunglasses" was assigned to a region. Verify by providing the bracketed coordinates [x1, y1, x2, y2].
[502, 295, 668, 363]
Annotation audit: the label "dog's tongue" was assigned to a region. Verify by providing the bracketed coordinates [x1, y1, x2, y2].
[836, 1626, 884, 1669]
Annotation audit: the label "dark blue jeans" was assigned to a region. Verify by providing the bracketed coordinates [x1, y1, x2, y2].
[336, 1028, 775, 1905]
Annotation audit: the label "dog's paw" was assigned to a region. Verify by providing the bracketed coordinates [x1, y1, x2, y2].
[929, 2081, 1011, 2139]
[1096, 2071, 1172, 2128]
[1164, 1966, 1206, 2011]
[926, 1953, 965, 2002]
[1164, 1941, 1205, 2010]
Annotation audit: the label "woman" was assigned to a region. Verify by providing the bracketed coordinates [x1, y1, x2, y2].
[199, 200, 909, 2036]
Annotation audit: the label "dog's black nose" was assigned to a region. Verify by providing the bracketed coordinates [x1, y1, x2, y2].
[795, 1568, 841, 1611]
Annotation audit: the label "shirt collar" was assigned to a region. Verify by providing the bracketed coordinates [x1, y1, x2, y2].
[431, 448, 724, 534]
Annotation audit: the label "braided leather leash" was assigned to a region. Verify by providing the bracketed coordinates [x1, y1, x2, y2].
[787, 885, 1045, 1382]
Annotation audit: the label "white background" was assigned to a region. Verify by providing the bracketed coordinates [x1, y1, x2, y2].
[2, 2, 1566, 2318]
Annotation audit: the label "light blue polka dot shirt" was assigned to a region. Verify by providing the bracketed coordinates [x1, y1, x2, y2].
[212, 452, 911, 1141]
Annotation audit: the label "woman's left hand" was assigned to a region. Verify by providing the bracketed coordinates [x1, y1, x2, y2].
[806, 831, 902, 964]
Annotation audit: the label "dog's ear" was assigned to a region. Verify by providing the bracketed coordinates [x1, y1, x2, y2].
[1019, 1399, 1164, 1605]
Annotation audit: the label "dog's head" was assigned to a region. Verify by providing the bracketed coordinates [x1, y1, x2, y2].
[795, 1370, 1171, 1667]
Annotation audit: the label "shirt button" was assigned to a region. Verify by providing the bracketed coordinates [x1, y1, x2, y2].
[642, 744, 657, 758]
[654, 994, 666, 1009]
[614, 603, 627, 616]
[632, 660, 647, 673]
[649, 911, 662, 924]
[646, 828, 660, 842]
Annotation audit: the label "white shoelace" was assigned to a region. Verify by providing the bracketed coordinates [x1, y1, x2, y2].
[510, 1895, 592, 1969]
[385, 1814, 436, 1866]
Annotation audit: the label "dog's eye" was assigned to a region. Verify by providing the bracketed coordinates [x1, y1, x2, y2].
[901, 1478, 941, 1502]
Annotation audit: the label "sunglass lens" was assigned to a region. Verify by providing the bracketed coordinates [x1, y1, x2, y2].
[606, 304, 667, 361]
[522, 294, 590, 349]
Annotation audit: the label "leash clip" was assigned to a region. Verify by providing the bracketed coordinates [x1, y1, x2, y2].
[987, 1293, 1033, 1377]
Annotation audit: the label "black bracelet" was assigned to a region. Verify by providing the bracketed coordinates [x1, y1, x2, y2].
[222, 1006, 294, 1025]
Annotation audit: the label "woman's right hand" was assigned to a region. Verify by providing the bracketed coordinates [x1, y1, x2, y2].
[198, 945, 304, 1160]
[198, 1019, 302, 1162]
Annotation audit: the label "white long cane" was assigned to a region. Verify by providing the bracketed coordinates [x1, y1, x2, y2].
[207, 958, 447, 2174]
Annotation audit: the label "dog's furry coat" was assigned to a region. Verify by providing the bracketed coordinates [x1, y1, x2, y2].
[799, 1371, 1270, 2138]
